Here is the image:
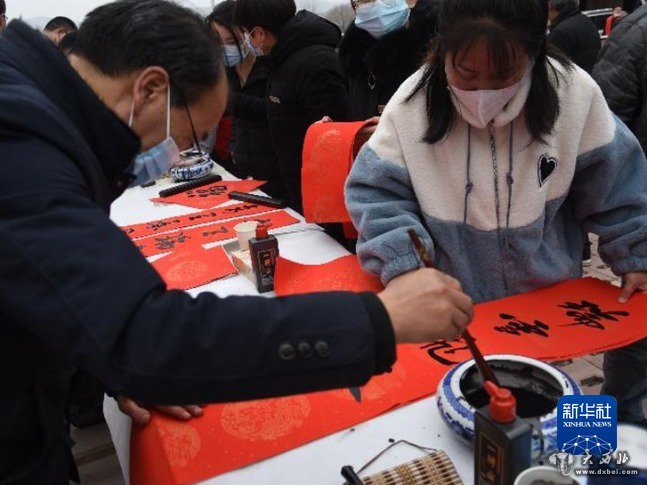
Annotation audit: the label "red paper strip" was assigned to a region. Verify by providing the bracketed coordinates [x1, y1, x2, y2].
[301, 121, 368, 224]
[130, 262, 647, 485]
[152, 180, 266, 210]
[134, 211, 299, 258]
[274, 255, 383, 295]
[152, 246, 238, 290]
[122, 203, 274, 240]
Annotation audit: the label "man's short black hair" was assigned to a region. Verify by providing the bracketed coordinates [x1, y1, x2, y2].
[59, 31, 77, 54]
[0, 0, 6, 15]
[235, 0, 296, 34]
[44, 16, 78, 33]
[74, 0, 224, 106]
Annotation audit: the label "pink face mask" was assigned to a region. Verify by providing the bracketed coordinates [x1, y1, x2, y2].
[446, 63, 533, 129]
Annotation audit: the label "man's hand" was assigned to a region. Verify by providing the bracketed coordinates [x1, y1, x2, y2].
[117, 397, 203, 427]
[619, 271, 647, 303]
[378, 268, 474, 343]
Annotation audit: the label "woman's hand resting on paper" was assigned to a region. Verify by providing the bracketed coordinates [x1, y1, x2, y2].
[117, 397, 203, 426]
[619, 271, 647, 303]
[378, 268, 474, 343]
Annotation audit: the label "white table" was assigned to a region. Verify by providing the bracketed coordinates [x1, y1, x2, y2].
[104, 165, 473, 484]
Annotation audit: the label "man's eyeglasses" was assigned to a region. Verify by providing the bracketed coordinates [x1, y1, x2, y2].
[1, 14, 8, 22]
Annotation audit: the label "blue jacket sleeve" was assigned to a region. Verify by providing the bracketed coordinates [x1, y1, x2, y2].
[345, 110, 432, 285]
[568, 88, 647, 275]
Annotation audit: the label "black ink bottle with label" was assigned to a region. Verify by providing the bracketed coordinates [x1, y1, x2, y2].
[249, 224, 279, 293]
[474, 381, 532, 485]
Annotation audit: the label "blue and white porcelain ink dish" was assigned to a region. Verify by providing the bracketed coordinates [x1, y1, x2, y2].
[437, 354, 582, 458]
[169, 149, 215, 182]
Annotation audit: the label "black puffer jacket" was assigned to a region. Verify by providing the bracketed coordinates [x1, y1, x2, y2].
[0, 21, 394, 483]
[226, 59, 286, 199]
[266, 11, 348, 212]
[548, 3, 601, 74]
[339, 7, 437, 121]
[593, 5, 647, 152]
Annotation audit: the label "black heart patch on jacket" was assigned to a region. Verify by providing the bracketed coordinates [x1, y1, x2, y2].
[538, 154, 557, 187]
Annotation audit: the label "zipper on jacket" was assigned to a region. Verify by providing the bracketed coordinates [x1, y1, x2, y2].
[487, 123, 510, 294]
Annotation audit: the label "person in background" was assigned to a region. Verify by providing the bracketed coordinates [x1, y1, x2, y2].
[547, 0, 601, 266]
[0, 0, 6, 32]
[207, 1, 286, 199]
[604, 5, 628, 36]
[43, 16, 78, 47]
[0, 1, 474, 481]
[339, 0, 438, 123]
[594, 3, 647, 153]
[346, 0, 647, 425]
[547, 0, 601, 74]
[58, 31, 77, 55]
[235, 0, 348, 213]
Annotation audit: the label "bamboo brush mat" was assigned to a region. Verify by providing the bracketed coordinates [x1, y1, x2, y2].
[361, 451, 463, 485]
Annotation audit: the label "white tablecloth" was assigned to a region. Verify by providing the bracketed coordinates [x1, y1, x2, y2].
[103, 165, 473, 484]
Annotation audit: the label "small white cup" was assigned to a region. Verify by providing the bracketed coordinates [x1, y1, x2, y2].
[234, 221, 259, 252]
[514, 466, 578, 485]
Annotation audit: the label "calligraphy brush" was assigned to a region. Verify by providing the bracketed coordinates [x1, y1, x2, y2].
[406, 229, 500, 387]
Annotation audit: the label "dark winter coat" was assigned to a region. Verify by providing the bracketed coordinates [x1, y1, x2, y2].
[548, 3, 602, 74]
[593, 5, 647, 152]
[226, 59, 286, 199]
[266, 11, 348, 212]
[0, 21, 393, 483]
[339, 7, 437, 121]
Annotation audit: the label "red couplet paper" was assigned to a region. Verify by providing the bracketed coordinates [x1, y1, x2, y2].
[130, 257, 647, 485]
[152, 246, 238, 291]
[121, 202, 274, 240]
[152, 180, 266, 210]
[301, 121, 369, 224]
[274, 255, 383, 294]
[134, 211, 299, 258]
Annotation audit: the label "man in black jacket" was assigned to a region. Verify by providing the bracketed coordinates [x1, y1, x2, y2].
[593, 4, 647, 153]
[0, 1, 474, 482]
[548, 0, 601, 74]
[235, 0, 349, 213]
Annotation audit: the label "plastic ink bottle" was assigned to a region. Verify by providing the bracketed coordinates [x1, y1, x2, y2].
[474, 381, 532, 485]
[249, 225, 279, 293]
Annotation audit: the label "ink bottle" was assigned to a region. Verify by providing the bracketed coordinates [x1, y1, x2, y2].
[474, 381, 533, 485]
[249, 225, 279, 293]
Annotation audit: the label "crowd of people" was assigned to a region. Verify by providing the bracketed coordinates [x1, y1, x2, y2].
[0, 0, 646, 483]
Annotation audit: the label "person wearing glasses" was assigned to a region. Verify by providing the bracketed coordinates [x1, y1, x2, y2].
[0, 1, 475, 481]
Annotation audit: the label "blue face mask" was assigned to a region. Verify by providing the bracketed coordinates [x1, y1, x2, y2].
[354, 0, 410, 39]
[223, 42, 248, 67]
[127, 84, 180, 187]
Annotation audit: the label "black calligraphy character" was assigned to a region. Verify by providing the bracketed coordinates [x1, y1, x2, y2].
[147, 220, 176, 232]
[225, 203, 259, 214]
[201, 225, 229, 238]
[421, 338, 471, 366]
[153, 233, 188, 250]
[123, 228, 135, 236]
[559, 300, 629, 330]
[494, 314, 550, 338]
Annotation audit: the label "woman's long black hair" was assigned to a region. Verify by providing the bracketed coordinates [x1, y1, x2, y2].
[407, 0, 572, 144]
[207, 0, 245, 60]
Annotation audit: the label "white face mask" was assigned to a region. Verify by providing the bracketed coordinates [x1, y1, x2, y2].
[447, 64, 533, 129]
